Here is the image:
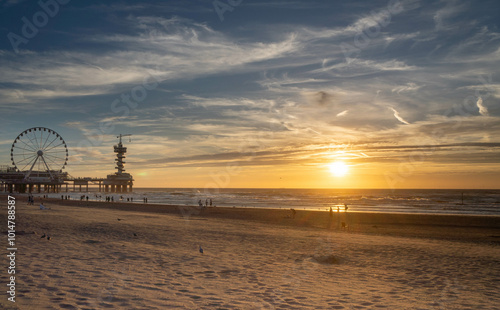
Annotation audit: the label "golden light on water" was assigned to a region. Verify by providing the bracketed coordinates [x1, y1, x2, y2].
[328, 161, 349, 177]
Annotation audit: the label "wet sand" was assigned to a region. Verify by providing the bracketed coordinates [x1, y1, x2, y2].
[1, 195, 499, 309]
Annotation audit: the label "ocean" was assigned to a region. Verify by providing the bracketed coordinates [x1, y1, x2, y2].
[43, 188, 500, 216]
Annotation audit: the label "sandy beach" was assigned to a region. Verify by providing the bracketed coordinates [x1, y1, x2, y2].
[1, 195, 500, 309]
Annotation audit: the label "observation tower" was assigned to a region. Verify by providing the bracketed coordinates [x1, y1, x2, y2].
[103, 134, 134, 193]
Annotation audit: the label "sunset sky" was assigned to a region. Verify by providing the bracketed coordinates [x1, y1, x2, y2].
[0, 0, 499, 189]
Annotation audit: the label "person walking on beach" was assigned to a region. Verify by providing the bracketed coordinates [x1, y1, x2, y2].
[329, 207, 334, 229]
[336, 205, 340, 229]
[343, 203, 349, 230]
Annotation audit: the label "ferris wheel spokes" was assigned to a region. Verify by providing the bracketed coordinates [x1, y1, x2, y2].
[10, 127, 68, 181]
[15, 154, 38, 169]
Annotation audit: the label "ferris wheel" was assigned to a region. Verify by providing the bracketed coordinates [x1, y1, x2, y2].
[10, 127, 68, 180]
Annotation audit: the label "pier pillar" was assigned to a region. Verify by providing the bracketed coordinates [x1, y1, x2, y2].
[111, 185, 115, 193]
[105, 185, 109, 192]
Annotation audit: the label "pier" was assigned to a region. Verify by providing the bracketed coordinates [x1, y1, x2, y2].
[0, 128, 134, 194]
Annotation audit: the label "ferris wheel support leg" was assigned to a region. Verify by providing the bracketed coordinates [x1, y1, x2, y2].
[24, 155, 40, 180]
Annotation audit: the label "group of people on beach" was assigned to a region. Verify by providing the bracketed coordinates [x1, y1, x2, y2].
[198, 199, 214, 208]
[27, 194, 35, 205]
[328, 204, 349, 230]
[27, 194, 51, 205]
[53, 193, 148, 203]
[26, 194, 50, 210]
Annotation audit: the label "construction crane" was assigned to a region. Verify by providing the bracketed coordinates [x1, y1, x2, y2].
[117, 133, 132, 144]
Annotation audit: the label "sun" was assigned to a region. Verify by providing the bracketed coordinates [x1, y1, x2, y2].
[328, 161, 349, 177]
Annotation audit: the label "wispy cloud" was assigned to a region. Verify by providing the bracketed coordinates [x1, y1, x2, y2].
[476, 97, 489, 116]
[392, 83, 422, 94]
[389, 107, 410, 125]
[0, 16, 298, 106]
[433, 0, 468, 31]
[1, 0, 27, 7]
[336, 110, 348, 117]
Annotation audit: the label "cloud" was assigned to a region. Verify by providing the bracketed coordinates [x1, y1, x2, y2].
[336, 110, 348, 117]
[1, 0, 27, 7]
[392, 82, 422, 94]
[304, 91, 335, 106]
[433, 0, 467, 31]
[1, 1, 500, 183]
[0, 16, 299, 106]
[389, 107, 410, 125]
[476, 97, 489, 116]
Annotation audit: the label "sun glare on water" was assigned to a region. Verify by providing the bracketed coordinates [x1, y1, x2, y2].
[328, 161, 349, 177]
